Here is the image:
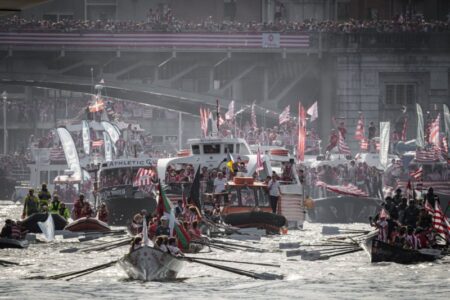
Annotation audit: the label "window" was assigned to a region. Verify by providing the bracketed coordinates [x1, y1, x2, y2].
[235, 143, 240, 154]
[192, 145, 200, 154]
[203, 144, 221, 154]
[152, 136, 163, 143]
[225, 144, 234, 154]
[385, 84, 416, 106]
[50, 171, 58, 183]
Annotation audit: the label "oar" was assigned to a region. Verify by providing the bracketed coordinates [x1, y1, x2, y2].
[286, 245, 359, 257]
[186, 258, 282, 280]
[60, 237, 131, 253]
[0, 259, 20, 266]
[309, 248, 363, 261]
[26, 260, 119, 280]
[186, 257, 280, 267]
[209, 239, 267, 252]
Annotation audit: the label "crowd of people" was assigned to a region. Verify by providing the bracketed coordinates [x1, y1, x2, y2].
[1, 15, 450, 34]
[370, 187, 446, 249]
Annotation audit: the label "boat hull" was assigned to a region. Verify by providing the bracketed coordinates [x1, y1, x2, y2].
[362, 237, 440, 264]
[21, 213, 68, 233]
[308, 196, 382, 223]
[102, 194, 157, 226]
[64, 217, 111, 232]
[0, 238, 29, 249]
[118, 246, 184, 281]
[223, 211, 287, 234]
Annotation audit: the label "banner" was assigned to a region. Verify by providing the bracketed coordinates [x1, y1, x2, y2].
[379, 122, 390, 168]
[57, 127, 82, 180]
[103, 131, 113, 162]
[306, 101, 318, 122]
[82, 120, 90, 155]
[262, 33, 280, 48]
[101, 121, 120, 153]
[297, 103, 306, 161]
[416, 104, 425, 148]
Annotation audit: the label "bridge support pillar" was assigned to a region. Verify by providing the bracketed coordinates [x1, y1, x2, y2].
[208, 68, 215, 91]
[263, 67, 269, 102]
[319, 57, 335, 147]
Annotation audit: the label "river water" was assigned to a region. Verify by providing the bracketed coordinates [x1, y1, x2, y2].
[1, 200, 449, 300]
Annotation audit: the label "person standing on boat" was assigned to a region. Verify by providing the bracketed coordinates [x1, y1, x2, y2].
[38, 184, 52, 209]
[22, 189, 40, 219]
[72, 194, 85, 220]
[268, 173, 281, 214]
[156, 216, 170, 237]
[213, 172, 228, 203]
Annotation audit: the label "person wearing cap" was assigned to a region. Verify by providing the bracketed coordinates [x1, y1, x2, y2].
[38, 183, 52, 209]
[22, 189, 40, 219]
[156, 216, 170, 237]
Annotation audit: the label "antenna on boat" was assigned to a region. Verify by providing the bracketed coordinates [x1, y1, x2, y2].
[216, 99, 220, 137]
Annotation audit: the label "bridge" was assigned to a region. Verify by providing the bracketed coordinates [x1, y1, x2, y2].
[1, 31, 450, 151]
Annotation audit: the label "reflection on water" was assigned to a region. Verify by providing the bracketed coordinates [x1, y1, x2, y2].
[0, 201, 449, 300]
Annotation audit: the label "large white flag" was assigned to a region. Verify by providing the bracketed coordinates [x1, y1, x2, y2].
[416, 104, 425, 148]
[57, 127, 82, 180]
[306, 101, 318, 122]
[380, 122, 390, 168]
[225, 100, 235, 120]
[103, 132, 113, 162]
[444, 104, 450, 143]
[38, 213, 55, 242]
[82, 120, 90, 155]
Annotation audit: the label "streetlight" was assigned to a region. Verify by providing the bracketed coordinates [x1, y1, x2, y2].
[2, 91, 7, 155]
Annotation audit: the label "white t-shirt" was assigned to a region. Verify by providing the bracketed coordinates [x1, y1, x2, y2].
[268, 180, 280, 197]
[214, 177, 227, 193]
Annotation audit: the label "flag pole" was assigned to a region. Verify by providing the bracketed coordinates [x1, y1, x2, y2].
[216, 99, 220, 135]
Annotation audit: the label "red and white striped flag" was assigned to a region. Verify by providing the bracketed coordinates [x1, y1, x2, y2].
[225, 100, 235, 120]
[428, 113, 440, 147]
[424, 199, 434, 215]
[297, 103, 306, 161]
[354, 113, 365, 140]
[338, 131, 351, 155]
[316, 181, 368, 197]
[409, 166, 423, 180]
[360, 138, 369, 151]
[89, 99, 105, 113]
[279, 105, 290, 125]
[251, 104, 257, 129]
[133, 168, 155, 188]
[432, 201, 450, 241]
[49, 147, 66, 162]
[256, 147, 264, 174]
[92, 140, 104, 148]
[200, 108, 209, 136]
[416, 147, 440, 162]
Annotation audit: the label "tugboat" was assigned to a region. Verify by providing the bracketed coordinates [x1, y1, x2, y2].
[220, 176, 287, 234]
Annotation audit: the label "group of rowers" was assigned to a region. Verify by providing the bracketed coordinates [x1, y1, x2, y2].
[370, 187, 446, 250]
[1, 184, 109, 240]
[129, 201, 204, 256]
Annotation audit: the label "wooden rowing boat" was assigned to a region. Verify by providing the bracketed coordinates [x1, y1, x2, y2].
[0, 238, 29, 249]
[64, 217, 111, 233]
[118, 245, 184, 281]
[361, 237, 442, 264]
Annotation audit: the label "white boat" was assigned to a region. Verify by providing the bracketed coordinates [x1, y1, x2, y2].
[118, 246, 184, 281]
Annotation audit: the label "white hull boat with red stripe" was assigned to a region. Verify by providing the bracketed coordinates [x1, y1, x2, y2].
[118, 246, 184, 281]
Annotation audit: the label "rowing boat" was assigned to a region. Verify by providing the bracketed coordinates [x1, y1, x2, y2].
[64, 217, 111, 233]
[0, 238, 29, 249]
[21, 213, 67, 233]
[118, 245, 184, 281]
[361, 237, 442, 264]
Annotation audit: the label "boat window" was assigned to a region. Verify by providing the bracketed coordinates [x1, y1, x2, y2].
[99, 167, 153, 189]
[228, 189, 239, 206]
[256, 188, 270, 207]
[203, 144, 220, 154]
[224, 144, 234, 154]
[50, 171, 59, 183]
[235, 144, 240, 154]
[240, 187, 256, 207]
[192, 145, 200, 154]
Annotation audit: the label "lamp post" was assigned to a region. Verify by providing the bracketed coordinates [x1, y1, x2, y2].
[2, 91, 7, 155]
